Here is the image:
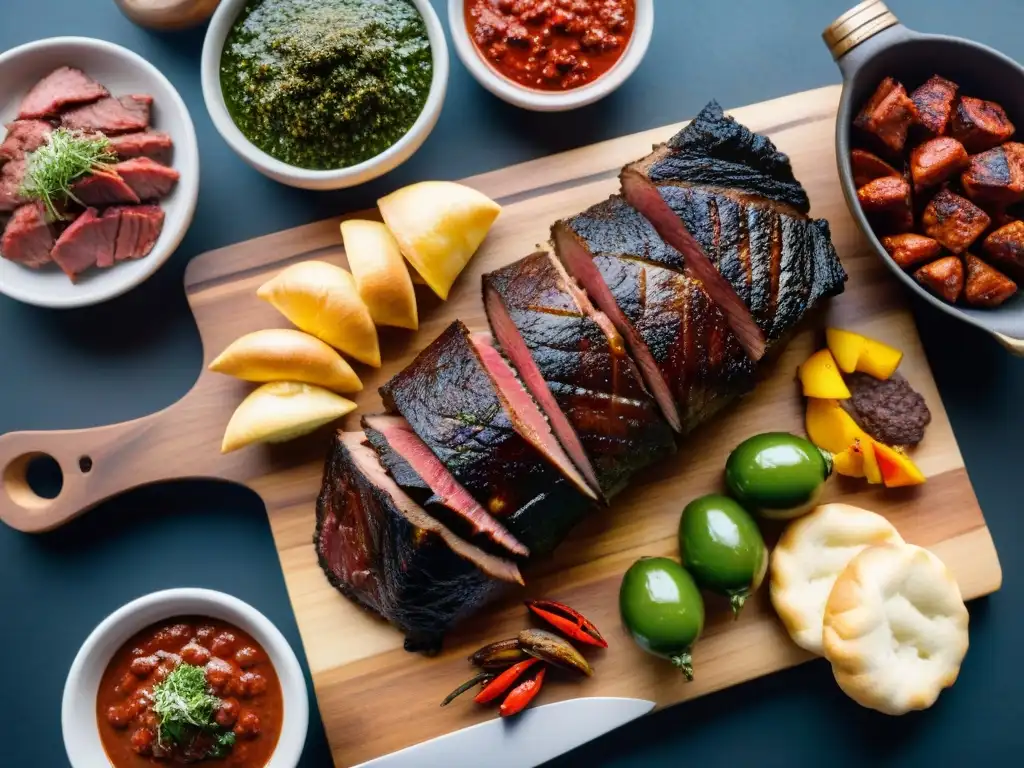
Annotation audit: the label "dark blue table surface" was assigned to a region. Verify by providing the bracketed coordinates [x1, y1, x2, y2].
[2, 1, 1023, 765]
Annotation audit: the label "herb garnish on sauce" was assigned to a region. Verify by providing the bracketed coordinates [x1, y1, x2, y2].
[151, 663, 236, 759]
[19, 128, 116, 221]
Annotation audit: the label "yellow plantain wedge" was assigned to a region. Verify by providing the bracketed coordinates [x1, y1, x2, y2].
[257, 261, 381, 367]
[221, 382, 357, 454]
[378, 181, 501, 300]
[209, 329, 363, 394]
[341, 219, 418, 330]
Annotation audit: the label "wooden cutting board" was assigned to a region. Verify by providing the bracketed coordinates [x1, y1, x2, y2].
[0, 86, 1002, 766]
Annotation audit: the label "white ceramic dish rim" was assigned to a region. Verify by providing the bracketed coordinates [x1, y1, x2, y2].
[201, 0, 449, 189]
[449, 0, 654, 112]
[0, 37, 199, 309]
[62, 588, 309, 768]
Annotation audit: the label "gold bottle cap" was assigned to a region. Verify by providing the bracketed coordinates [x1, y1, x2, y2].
[823, 1, 900, 60]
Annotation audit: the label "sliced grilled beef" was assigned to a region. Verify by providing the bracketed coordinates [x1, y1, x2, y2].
[381, 320, 594, 532]
[484, 250, 676, 499]
[0, 160, 28, 212]
[108, 131, 174, 164]
[116, 157, 180, 200]
[50, 207, 119, 280]
[361, 414, 528, 557]
[106, 204, 164, 262]
[72, 169, 140, 206]
[315, 432, 517, 653]
[62, 95, 151, 135]
[628, 100, 811, 215]
[0, 120, 53, 164]
[621, 169, 767, 360]
[0, 203, 55, 267]
[17, 67, 108, 120]
[555, 216, 756, 434]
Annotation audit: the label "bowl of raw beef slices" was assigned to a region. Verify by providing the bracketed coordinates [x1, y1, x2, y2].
[0, 37, 198, 308]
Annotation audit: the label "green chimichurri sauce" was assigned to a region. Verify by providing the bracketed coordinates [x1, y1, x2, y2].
[220, 0, 433, 171]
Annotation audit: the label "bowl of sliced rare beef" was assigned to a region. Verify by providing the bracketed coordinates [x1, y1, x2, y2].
[0, 38, 198, 308]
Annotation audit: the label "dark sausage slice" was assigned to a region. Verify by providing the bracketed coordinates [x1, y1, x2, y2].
[910, 137, 968, 192]
[858, 175, 914, 233]
[911, 75, 959, 136]
[855, 77, 919, 153]
[921, 188, 991, 253]
[983, 220, 1024, 273]
[914, 255, 965, 303]
[964, 252, 1018, 307]
[851, 148, 899, 188]
[961, 143, 1024, 205]
[881, 233, 943, 269]
[951, 96, 1016, 153]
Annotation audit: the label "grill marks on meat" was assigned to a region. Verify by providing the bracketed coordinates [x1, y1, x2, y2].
[0, 203, 55, 267]
[315, 432, 516, 654]
[361, 414, 528, 557]
[484, 251, 675, 499]
[115, 157, 180, 200]
[62, 95, 152, 135]
[630, 101, 811, 215]
[0, 121, 53, 164]
[621, 169, 767, 361]
[17, 67, 108, 120]
[50, 207, 119, 280]
[381, 321, 593, 538]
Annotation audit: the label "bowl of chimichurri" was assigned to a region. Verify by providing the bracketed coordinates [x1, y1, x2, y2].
[201, 0, 448, 189]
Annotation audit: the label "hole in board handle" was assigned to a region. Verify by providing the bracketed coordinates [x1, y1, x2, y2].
[3, 452, 64, 509]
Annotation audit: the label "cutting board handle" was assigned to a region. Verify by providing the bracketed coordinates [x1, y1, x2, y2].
[0, 390, 222, 533]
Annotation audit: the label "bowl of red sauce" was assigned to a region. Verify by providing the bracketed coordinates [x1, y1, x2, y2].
[451, 0, 654, 111]
[62, 589, 308, 768]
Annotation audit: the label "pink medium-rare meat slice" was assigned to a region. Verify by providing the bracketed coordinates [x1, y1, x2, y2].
[49, 207, 121, 280]
[0, 121, 53, 164]
[17, 67, 108, 119]
[0, 160, 28, 212]
[62, 95, 152, 135]
[71, 169, 140, 206]
[0, 203, 56, 267]
[483, 251, 676, 500]
[620, 168, 767, 362]
[108, 131, 174, 164]
[115, 157, 179, 200]
[105, 204, 164, 262]
[361, 414, 528, 558]
[470, 332, 596, 501]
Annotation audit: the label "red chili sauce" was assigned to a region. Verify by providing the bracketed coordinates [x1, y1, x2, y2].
[465, 0, 636, 91]
[97, 617, 283, 767]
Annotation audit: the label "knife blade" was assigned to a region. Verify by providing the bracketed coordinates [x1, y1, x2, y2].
[352, 697, 654, 768]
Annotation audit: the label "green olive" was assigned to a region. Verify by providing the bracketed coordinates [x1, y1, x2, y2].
[725, 432, 833, 520]
[679, 494, 767, 617]
[619, 557, 705, 680]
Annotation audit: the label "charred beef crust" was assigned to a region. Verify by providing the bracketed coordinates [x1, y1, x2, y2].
[484, 253, 675, 498]
[314, 434, 503, 653]
[840, 372, 932, 446]
[639, 101, 811, 215]
[363, 420, 433, 504]
[380, 320, 594, 545]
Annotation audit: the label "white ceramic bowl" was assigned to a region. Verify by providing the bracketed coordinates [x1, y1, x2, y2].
[62, 588, 309, 768]
[0, 37, 199, 309]
[202, 0, 449, 190]
[450, 0, 654, 112]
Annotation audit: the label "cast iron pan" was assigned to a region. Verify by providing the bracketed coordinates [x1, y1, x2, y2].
[825, 0, 1024, 353]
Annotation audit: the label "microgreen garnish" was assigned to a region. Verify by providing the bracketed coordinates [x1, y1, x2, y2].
[18, 128, 116, 221]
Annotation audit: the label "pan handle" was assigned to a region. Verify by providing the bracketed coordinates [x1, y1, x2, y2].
[823, 1, 914, 80]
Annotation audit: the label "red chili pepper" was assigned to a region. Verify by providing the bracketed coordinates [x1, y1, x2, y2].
[473, 659, 539, 705]
[499, 666, 546, 717]
[526, 599, 608, 648]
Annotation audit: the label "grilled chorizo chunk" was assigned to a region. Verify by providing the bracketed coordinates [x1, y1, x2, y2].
[951, 96, 1016, 153]
[911, 75, 959, 136]
[914, 256, 964, 303]
[851, 149, 899, 188]
[961, 143, 1024, 205]
[964, 252, 1018, 307]
[854, 77, 919, 153]
[910, 137, 968, 192]
[857, 175, 913, 233]
[881, 233, 944, 269]
[983, 220, 1024, 272]
[921, 188, 991, 253]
